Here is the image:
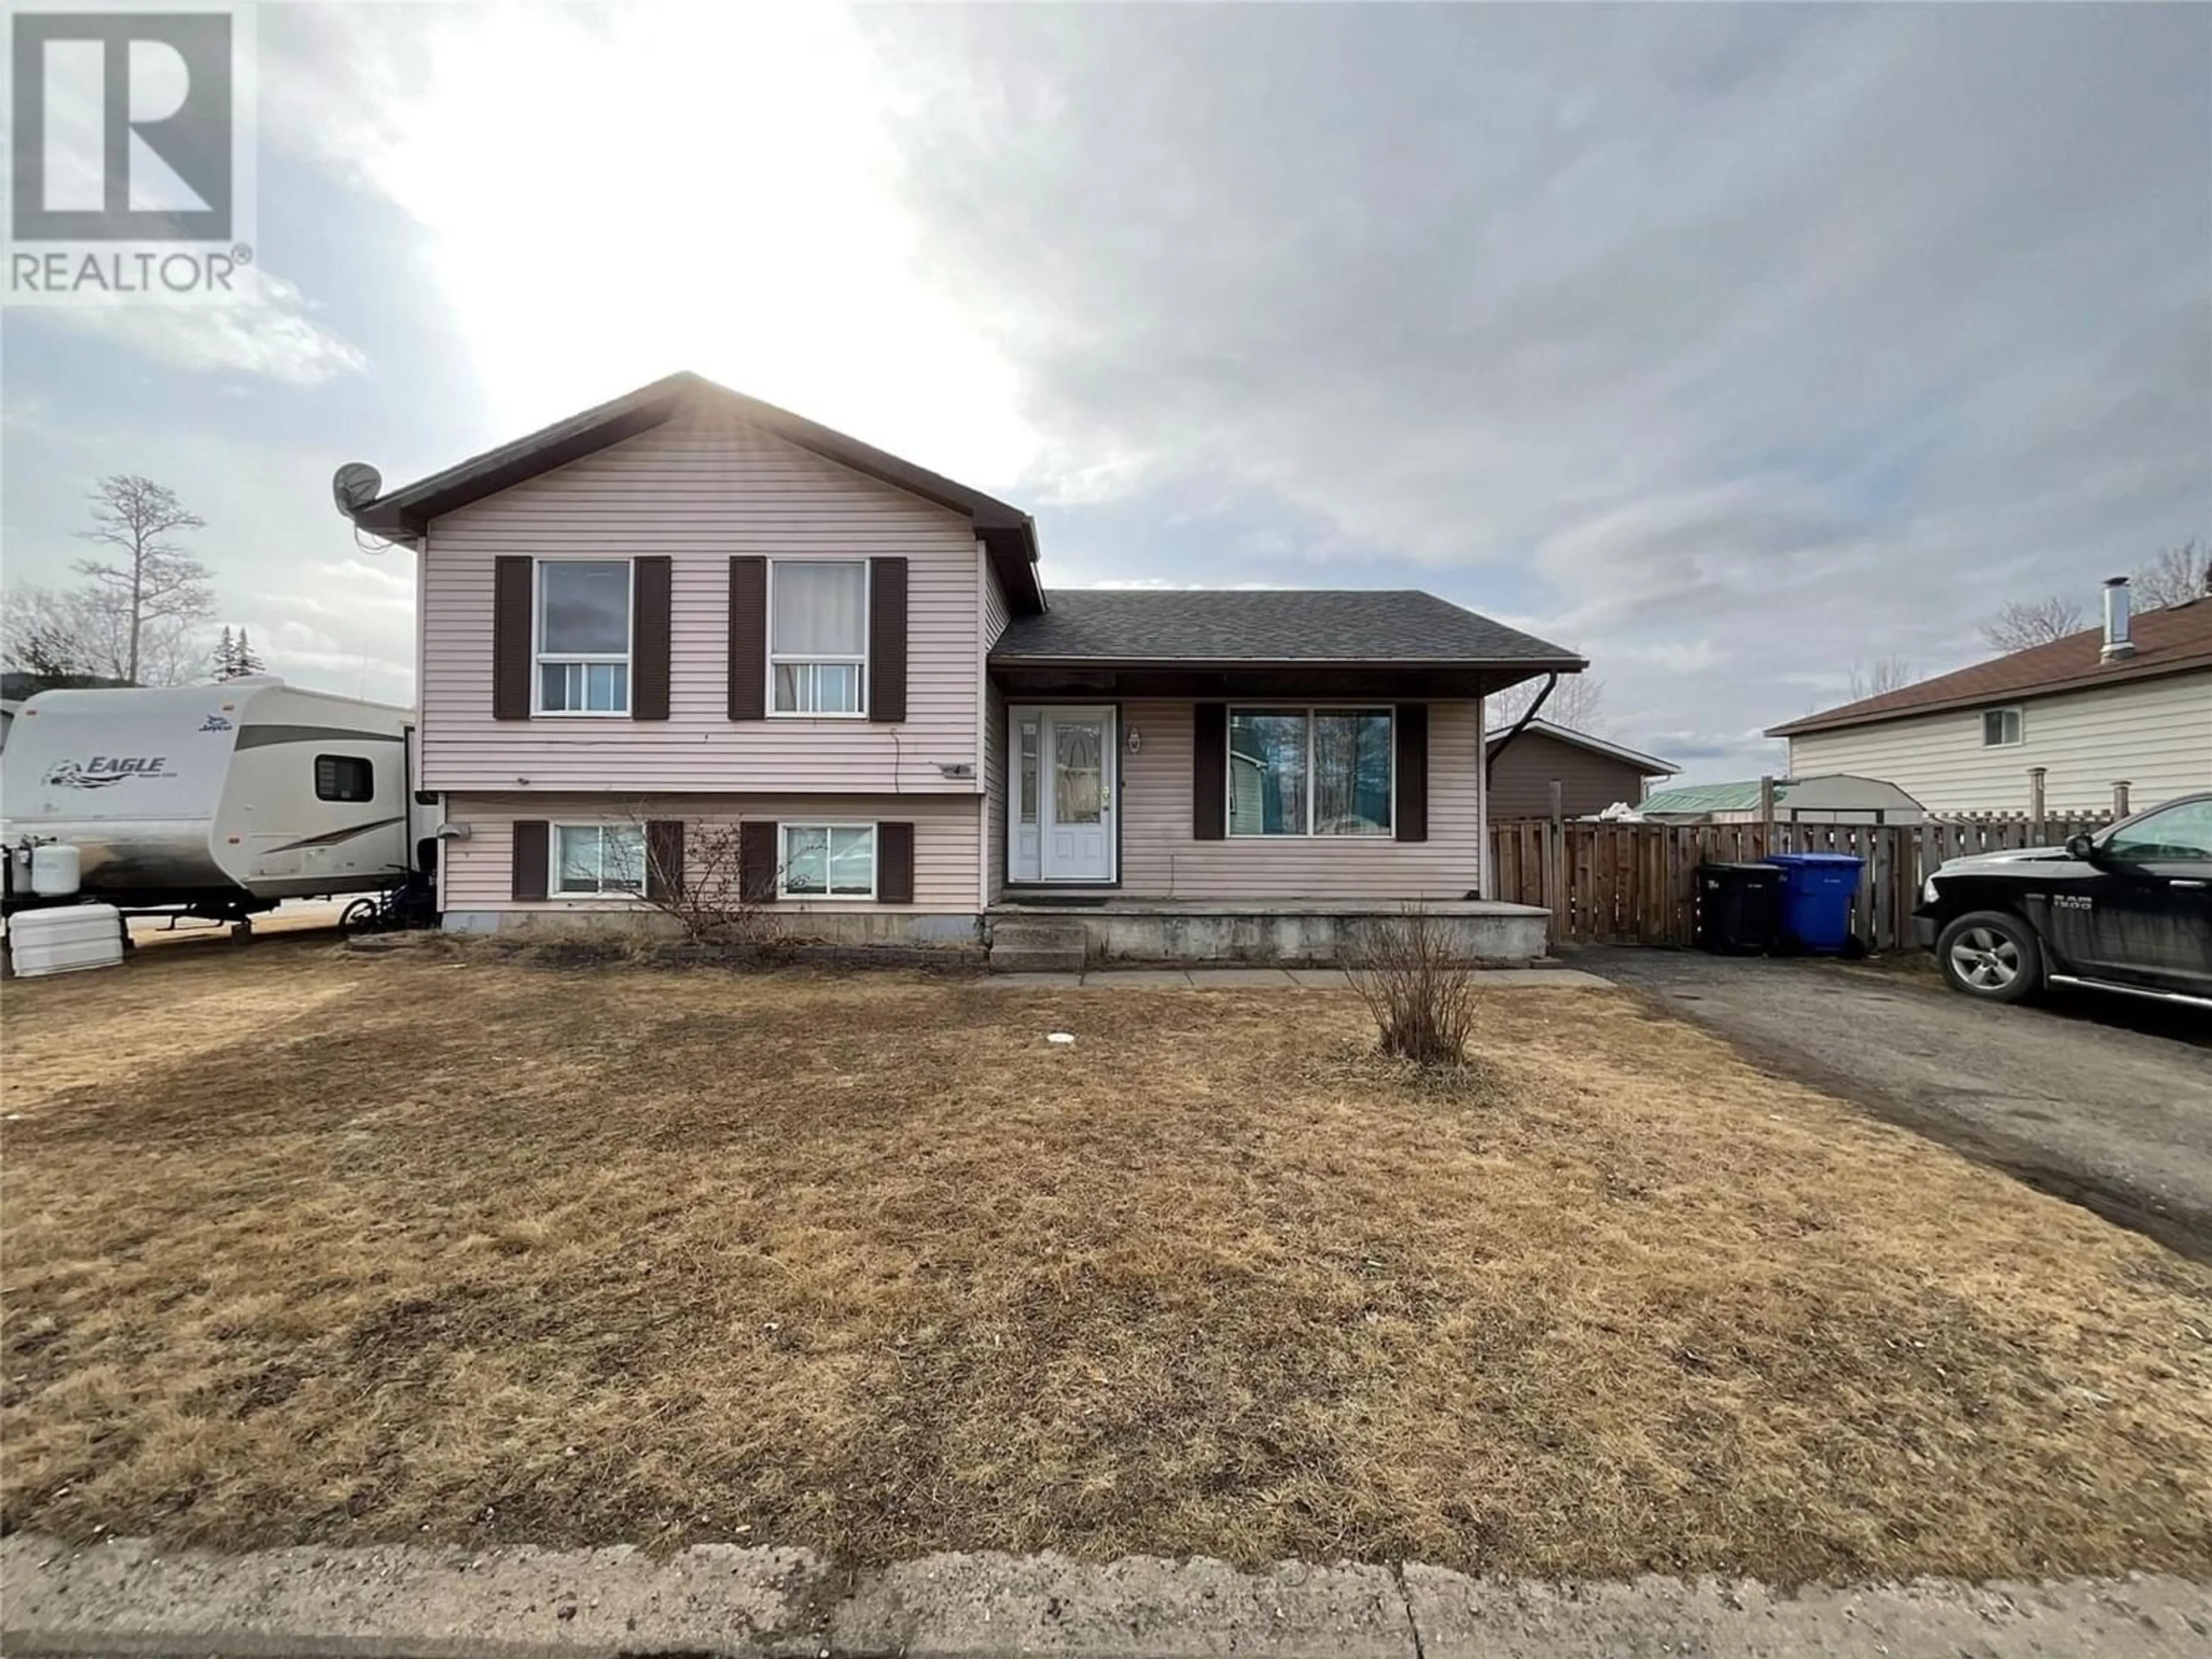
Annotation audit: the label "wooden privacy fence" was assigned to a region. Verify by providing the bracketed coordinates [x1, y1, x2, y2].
[1486, 814, 2115, 953]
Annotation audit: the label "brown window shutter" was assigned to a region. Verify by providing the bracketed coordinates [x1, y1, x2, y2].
[877, 821, 915, 903]
[632, 557, 672, 721]
[645, 819, 684, 901]
[493, 557, 533, 719]
[1193, 703, 1227, 840]
[512, 820, 549, 900]
[868, 557, 908, 724]
[739, 819, 779, 902]
[728, 557, 768, 721]
[1395, 703, 1429, 843]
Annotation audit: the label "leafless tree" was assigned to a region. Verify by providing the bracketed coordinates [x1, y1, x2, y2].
[2, 582, 207, 687]
[1347, 904, 1479, 1067]
[1486, 673, 1607, 734]
[623, 812, 783, 948]
[1844, 656, 1916, 702]
[72, 475, 215, 684]
[1980, 595, 2084, 653]
[1, 585, 96, 681]
[2133, 540, 2210, 610]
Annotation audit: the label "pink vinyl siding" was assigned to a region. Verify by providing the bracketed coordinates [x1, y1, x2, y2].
[419, 406, 986, 794]
[441, 793, 982, 916]
[1115, 700, 1487, 899]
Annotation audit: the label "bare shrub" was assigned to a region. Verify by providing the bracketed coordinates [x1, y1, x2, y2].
[628, 817, 784, 950]
[1346, 905, 1479, 1067]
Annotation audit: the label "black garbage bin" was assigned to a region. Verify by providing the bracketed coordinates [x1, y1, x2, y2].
[1695, 862, 1782, 955]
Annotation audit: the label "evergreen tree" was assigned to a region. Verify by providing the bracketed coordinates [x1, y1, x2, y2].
[233, 626, 265, 676]
[210, 625, 237, 681]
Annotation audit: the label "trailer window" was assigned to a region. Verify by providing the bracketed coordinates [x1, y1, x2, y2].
[315, 755, 374, 802]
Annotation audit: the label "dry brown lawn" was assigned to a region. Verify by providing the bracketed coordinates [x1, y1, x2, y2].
[4, 935, 2210, 1584]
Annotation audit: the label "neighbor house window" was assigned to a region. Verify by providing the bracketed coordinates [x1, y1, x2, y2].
[770, 560, 867, 714]
[1228, 708, 1392, 836]
[553, 823, 643, 896]
[1981, 707, 2024, 747]
[781, 823, 876, 898]
[537, 560, 632, 714]
[314, 755, 373, 802]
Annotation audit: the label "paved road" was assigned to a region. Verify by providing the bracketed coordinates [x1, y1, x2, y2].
[1576, 948, 2212, 1262]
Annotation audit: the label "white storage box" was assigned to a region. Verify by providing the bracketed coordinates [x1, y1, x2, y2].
[9, 904, 125, 978]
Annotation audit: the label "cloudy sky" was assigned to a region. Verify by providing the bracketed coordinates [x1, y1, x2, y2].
[3, 2, 2206, 779]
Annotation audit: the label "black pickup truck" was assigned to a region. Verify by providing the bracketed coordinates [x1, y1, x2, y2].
[1914, 791, 2212, 1012]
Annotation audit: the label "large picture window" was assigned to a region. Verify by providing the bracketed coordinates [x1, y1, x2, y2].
[771, 560, 868, 715]
[1228, 707, 1392, 837]
[536, 560, 632, 715]
[553, 823, 643, 896]
[781, 823, 876, 898]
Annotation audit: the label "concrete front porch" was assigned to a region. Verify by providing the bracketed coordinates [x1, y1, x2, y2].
[985, 896, 1551, 972]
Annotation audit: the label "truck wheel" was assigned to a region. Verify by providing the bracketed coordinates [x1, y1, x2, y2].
[1936, 910, 2041, 1003]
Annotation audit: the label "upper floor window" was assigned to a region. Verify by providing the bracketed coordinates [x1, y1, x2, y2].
[1980, 706, 2023, 748]
[771, 560, 866, 715]
[1228, 707, 1393, 836]
[537, 560, 631, 715]
[314, 755, 373, 802]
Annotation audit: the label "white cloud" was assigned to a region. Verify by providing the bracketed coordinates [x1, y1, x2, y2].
[271, 1, 1043, 493]
[44, 271, 367, 385]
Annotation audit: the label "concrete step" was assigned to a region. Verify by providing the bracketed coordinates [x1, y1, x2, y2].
[988, 918, 1089, 975]
[990, 921, 1088, 947]
[987, 946, 1087, 975]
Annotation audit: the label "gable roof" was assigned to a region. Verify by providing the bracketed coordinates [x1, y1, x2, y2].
[347, 371, 1046, 615]
[1767, 597, 2212, 738]
[1486, 717, 1677, 776]
[989, 589, 1584, 669]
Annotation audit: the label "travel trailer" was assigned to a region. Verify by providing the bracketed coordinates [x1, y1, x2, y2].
[1, 679, 427, 933]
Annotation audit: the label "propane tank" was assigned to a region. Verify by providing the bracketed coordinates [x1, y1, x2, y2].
[30, 842, 81, 897]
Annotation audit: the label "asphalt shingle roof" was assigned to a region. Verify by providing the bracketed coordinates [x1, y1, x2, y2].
[990, 589, 1582, 666]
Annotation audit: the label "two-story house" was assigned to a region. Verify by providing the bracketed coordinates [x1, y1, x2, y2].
[348, 373, 1579, 964]
[1767, 578, 2212, 817]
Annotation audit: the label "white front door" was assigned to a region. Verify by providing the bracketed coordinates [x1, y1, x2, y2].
[1039, 706, 1115, 883]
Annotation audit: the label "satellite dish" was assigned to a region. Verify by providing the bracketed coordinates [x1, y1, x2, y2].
[331, 462, 382, 518]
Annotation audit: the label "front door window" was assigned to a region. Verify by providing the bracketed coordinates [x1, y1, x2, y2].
[1054, 719, 1104, 825]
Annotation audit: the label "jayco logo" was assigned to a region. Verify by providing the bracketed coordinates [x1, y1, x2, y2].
[7, 6, 256, 305]
[43, 755, 172, 789]
[199, 713, 232, 732]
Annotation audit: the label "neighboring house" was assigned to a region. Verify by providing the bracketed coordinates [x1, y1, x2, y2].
[1767, 580, 2212, 816]
[347, 373, 1584, 956]
[1638, 774, 1926, 826]
[1484, 718, 1677, 819]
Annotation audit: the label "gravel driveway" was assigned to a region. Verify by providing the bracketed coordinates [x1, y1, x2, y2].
[1577, 948, 2212, 1263]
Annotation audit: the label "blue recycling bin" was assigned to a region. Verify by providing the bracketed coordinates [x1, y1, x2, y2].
[1761, 851, 1864, 955]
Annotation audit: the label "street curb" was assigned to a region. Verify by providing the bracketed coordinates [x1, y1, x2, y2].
[5, 1535, 2210, 1658]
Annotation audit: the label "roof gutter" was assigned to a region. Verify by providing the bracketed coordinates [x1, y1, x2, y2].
[989, 654, 1588, 672]
[1483, 673, 1555, 785]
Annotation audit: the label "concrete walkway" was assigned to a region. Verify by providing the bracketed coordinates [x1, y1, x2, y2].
[6, 1535, 2206, 1658]
[979, 966, 1613, 990]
